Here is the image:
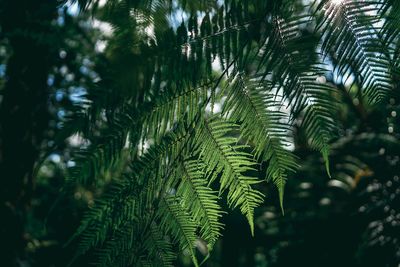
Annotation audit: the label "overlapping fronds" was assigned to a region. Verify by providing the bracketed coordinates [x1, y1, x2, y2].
[65, 0, 400, 266]
[140, 80, 211, 139]
[175, 160, 223, 247]
[141, 222, 176, 267]
[257, 8, 340, 173]
[315, 0, 393, 102]
[67, 126, 190, 261]
[222, 74, 298, 207]
[194, 118, 264, 234]
[93, 221, 138, 267]
[67, 115, 130, 185]
[157, 196, 198, 264]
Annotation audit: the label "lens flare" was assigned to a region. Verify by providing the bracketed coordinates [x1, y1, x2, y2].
[331, 0, 345, 5]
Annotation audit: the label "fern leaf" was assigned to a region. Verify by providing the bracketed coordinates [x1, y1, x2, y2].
[70, 125, 190, 260]
[157, 196, 199, 266]
[316, 0, 393, 103]
[67, 113, 130, 185]
[142, 222, 176, 267]
[258, 12, 338, 176]
[222, 74, 299, 207]
[195, 117, 264, 234]
[175, 160, 224, 247]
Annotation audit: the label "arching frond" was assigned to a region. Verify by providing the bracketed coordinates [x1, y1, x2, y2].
[68, 125, 191, 261]
[142, 222, 176, 267]
[222, 74, 298, 207]
[66, 113, 131, 185]
[157, 196, 199, 266]
[258, 10, 338, 176]
[316, 0, 393, 102]
[65, 0, 400, 265]
[175, 160, 224, 247]
[195, 118, 264, 234]
[140, 80, 211, 139]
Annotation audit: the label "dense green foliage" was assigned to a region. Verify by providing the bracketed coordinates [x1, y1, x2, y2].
[59, 0, 400, 266]
[0, 0, 399, 266]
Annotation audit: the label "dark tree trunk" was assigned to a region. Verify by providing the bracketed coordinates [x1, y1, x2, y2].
[0, 1, 57, 265]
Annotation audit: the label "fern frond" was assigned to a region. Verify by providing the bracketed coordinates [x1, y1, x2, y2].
[141, 222, 176, 267]
[157, 196, 199, 266]
[70, 125, 190, 260]
[67, 112, 132, 185]
[379, 0, 400, 72]
[65, 0, 400, 265]
[93, 220, 137, 267]
[140, 80, 211, 139]
[175, 160, 224, 247]
[195, 117, 264, 234]
[68, 182, 137, 260]
[258, 11, 339, 176]
[316, 0, 393, 102]
[222, 74, 299, 207]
